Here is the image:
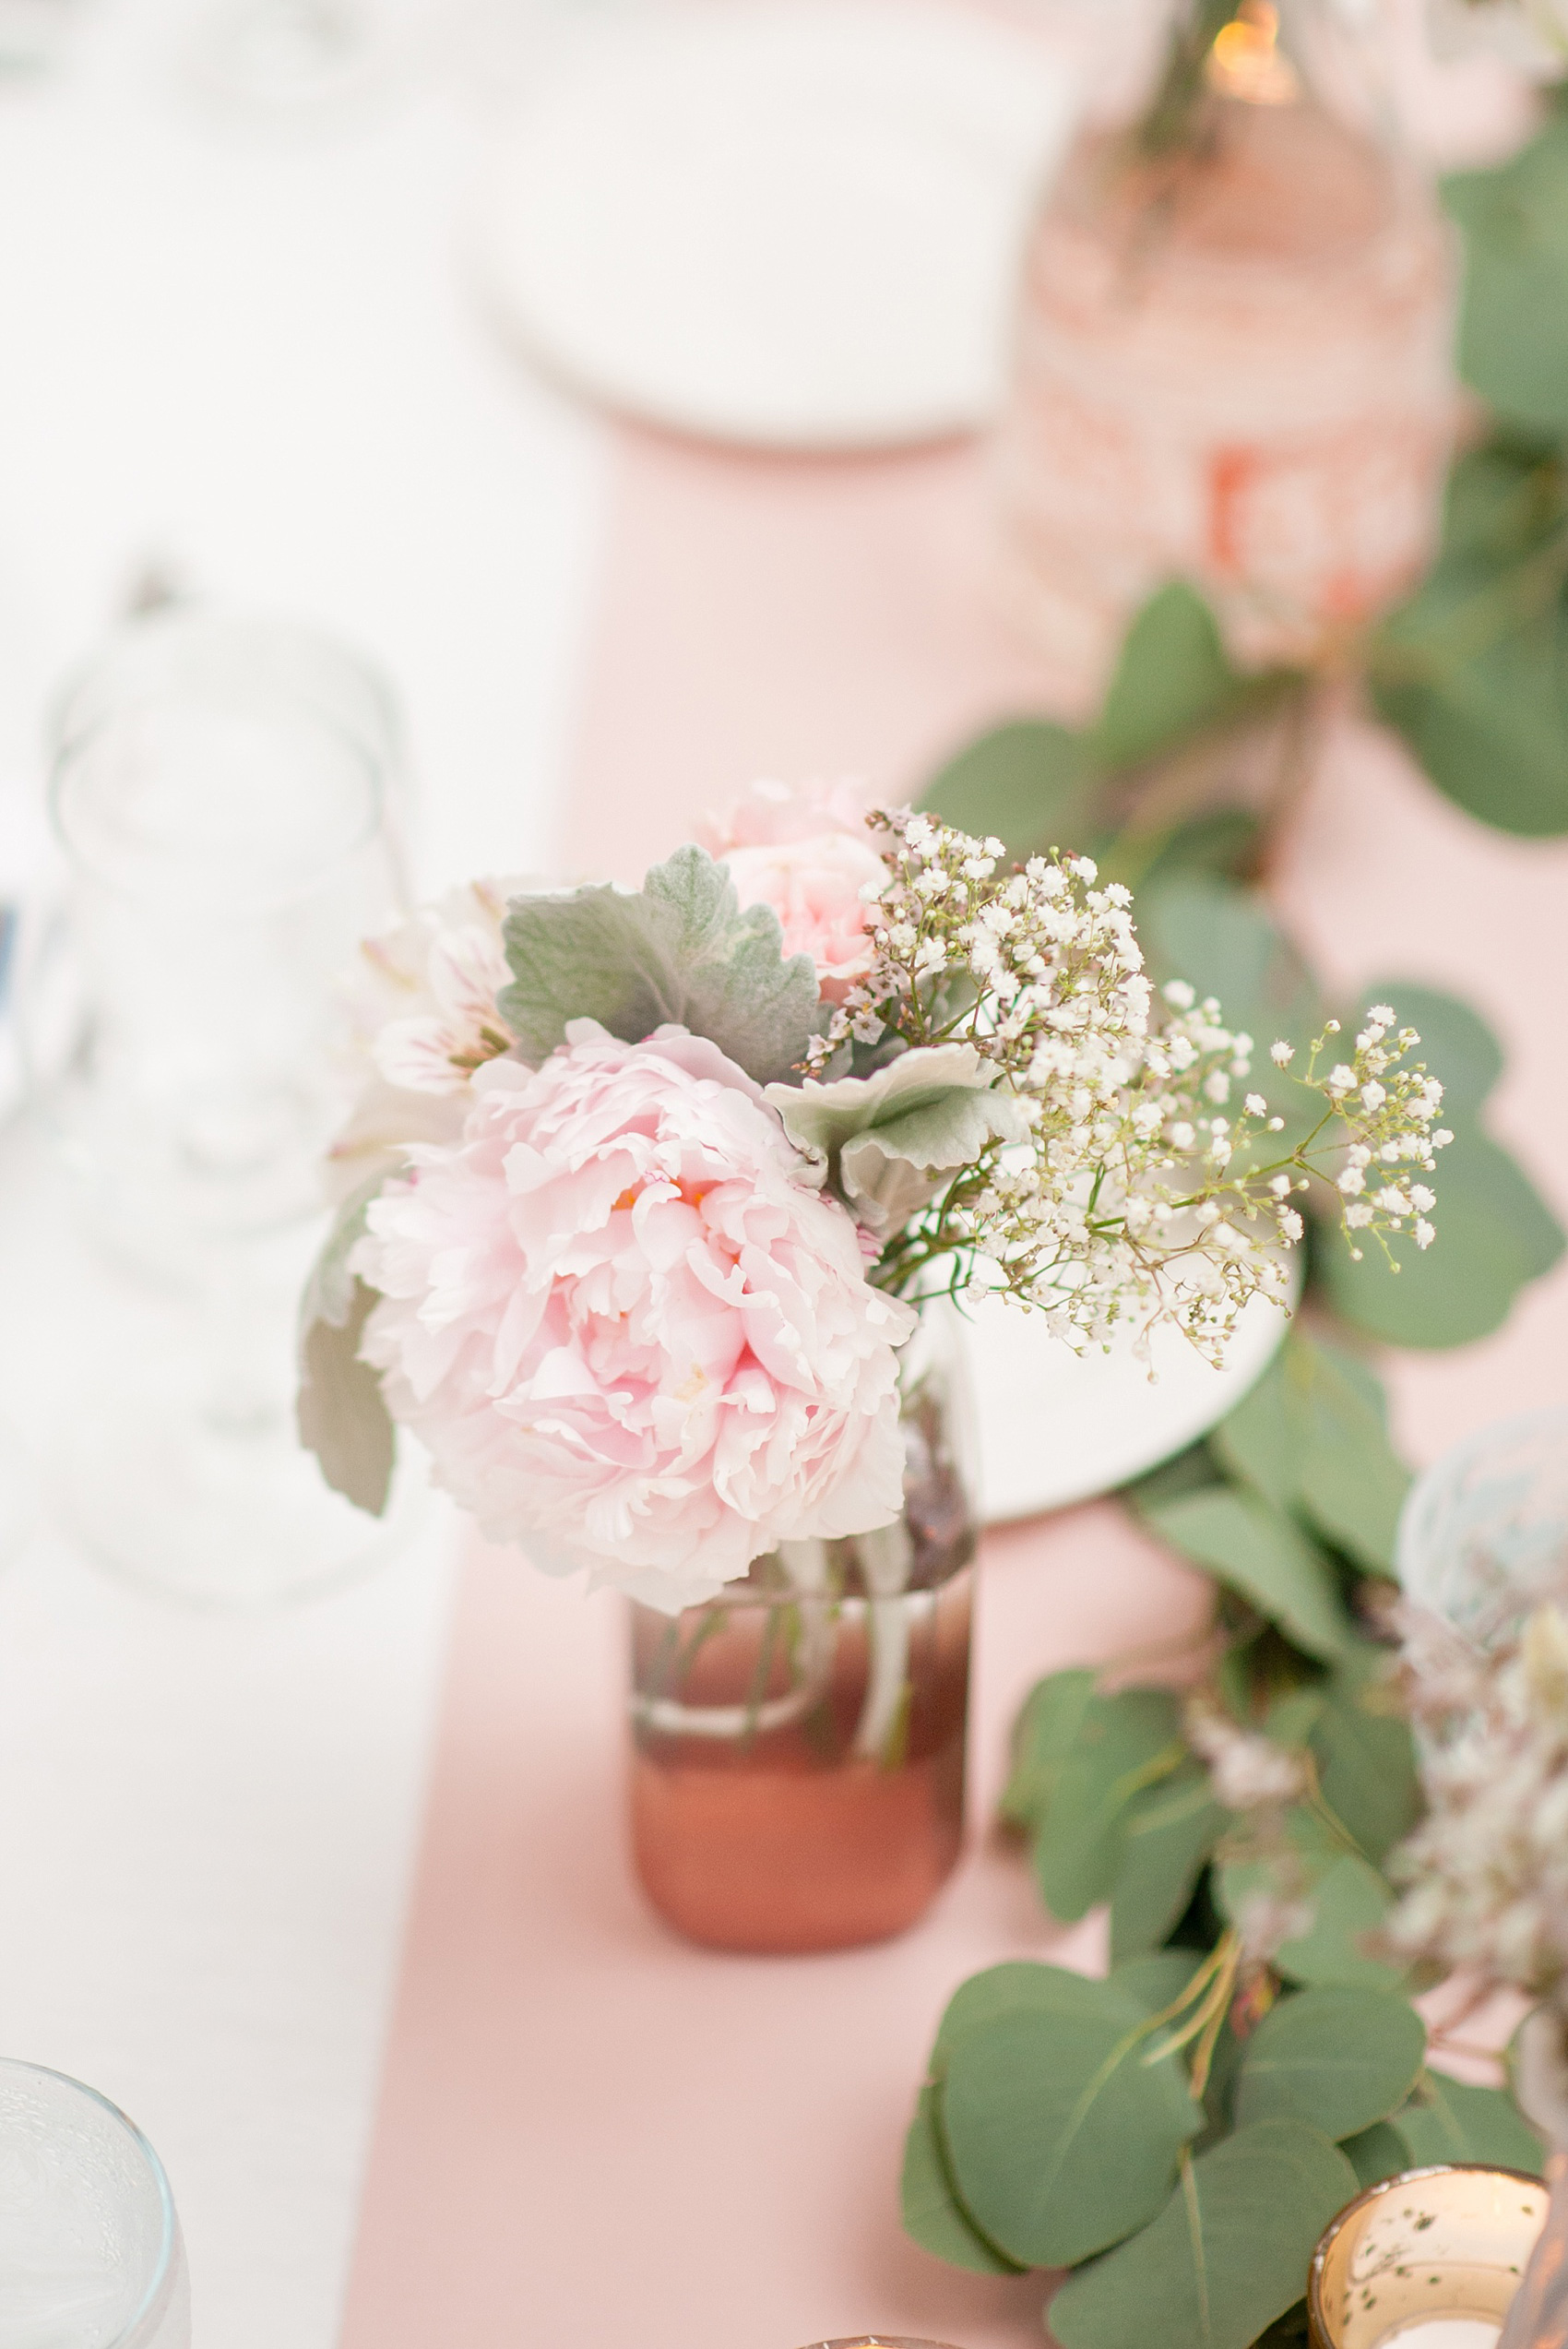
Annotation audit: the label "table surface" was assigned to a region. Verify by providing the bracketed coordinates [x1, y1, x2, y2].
[0, 11, 1563, 2349]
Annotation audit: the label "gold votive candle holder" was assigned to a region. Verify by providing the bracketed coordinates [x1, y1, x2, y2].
[1309, 2164, 1549, 2349]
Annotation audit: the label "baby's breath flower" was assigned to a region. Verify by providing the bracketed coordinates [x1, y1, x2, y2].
[809, 811, 1444, 1363]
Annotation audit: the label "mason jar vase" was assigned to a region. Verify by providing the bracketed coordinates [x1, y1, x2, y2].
[627, 1305, 978, 1954]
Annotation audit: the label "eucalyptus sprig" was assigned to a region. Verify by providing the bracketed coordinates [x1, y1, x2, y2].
[904, 1336, 1547, 2349]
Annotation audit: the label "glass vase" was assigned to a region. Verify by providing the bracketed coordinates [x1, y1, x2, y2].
[994, 0, 1457, 709]
[627, 1306, 978, 1955]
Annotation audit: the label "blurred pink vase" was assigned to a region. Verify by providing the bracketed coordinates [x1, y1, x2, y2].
[995, 4, 1458, 707]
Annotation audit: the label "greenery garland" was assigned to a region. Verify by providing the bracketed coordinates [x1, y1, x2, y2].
[896, 78, 1568, 2349]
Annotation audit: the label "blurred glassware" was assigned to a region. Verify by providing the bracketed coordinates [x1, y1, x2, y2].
[34, 605, 407, 1268]
[1396, 1405, 1568, 1649]
[0, 1417, 35, 1576]
[0, 0, 80, 78]
[0, 2058, 190, 2349]
[184, 0, 448, 116]
[470, 0, 1077, 449]
[994, 0, 1458, 711]
[26, 605, 422, 1605]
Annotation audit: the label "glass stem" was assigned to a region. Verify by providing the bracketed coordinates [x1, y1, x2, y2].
[851, 1520, 914, 1762]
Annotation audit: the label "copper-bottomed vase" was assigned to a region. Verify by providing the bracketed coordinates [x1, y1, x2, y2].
[627, 1307, 977, 1954]
[994, 0, 1456, 709]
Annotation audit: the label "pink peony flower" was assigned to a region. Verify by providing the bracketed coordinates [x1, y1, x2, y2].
[352, 1020, 918, 1610]
[700, 779, 889, 1005]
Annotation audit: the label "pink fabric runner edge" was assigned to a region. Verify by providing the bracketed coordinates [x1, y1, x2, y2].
[339, 426, 1568, 2349]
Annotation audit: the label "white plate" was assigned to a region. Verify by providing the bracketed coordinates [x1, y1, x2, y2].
[967, 1278, 1295, 1523]
[471, 1, 1077, 450]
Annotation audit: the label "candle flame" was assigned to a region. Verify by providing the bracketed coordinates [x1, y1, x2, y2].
[1206, 0, 1301, 105]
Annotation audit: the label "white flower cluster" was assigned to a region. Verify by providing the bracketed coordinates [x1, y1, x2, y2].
[1184, 1694, 1309, 1812]
[1384, 1605, 1568, 1999]
[810, 812, 1447, 1359]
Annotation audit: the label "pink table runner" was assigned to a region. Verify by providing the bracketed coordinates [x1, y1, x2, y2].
[340, 429, 1568, 2349]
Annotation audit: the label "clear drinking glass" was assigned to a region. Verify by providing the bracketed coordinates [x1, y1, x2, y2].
[33, 606, 417, 1605]
[628, 1306, 978, 1954]
[0, 2060, 190, 2349]
[1396, 1406, 1568, 1651]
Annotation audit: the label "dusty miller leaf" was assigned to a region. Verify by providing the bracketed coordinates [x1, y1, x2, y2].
[297, 1181, 396, 1517]
[498, 845, 821, 1085]
[297, 1277, 394, 1517]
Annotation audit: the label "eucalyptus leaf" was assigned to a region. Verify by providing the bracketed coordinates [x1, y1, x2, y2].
[1109, 1762, 1228, 1964]
[1033, 1689, 1186, 1923]
[919, 717, 1089, 859]
[1310, 1677, 1420, 1868]
[1002, 1669, 1097, 1830]
[1211, 1354, 1298, 1516]
[1048, 2121, 1359, 2349]
[1111, 1950, 1209, 2016]
[1092, 583, 1241, 771]
[1218, 1834, 1403, 1993]
[1140, 1487, 1352, 1661]
[900, 2085, 1024, 2277]
[1212, 1334, 1408, 1578]
[940, 1971, 1204, 2266]
[1234, 1988, 1426, 2140]
[1289, 1337, 1410, 1578]
[498, 846, 821, 1085]
[1266, 1856, 1401, 1992]
[1445, 123, 1568, 435]
[1316, 1129, 1564, 1349]
[1313, 972, 1562, 1346]
[1393, 2072, 1544, 2174]
[1366, 980, 1504, 1120]
[1136, 877, 1324, 1154]
[1341, 2120, 1415, 2192]
[930, 1959, 1096, 2071]
[1370, 435, 1568, 839]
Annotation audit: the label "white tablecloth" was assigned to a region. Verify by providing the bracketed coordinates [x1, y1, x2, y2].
[0, 8, 607, 2343]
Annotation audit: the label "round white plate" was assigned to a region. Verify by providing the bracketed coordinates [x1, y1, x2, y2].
[966, 1278, 1295, 1524]
[471, 1, 1077, 449]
